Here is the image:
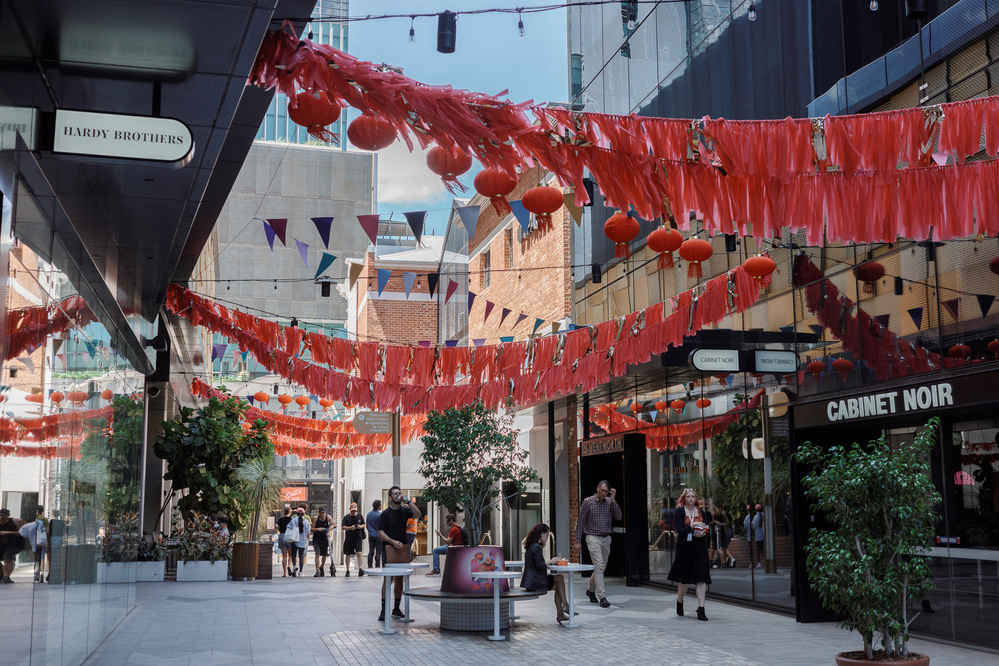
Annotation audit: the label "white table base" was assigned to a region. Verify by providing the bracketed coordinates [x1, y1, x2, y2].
[385, 562, 429, 623]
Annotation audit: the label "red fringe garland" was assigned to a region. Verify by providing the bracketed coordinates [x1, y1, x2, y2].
[4, 295, 97, 362]
[248, 29, 999, 244]
[657, 252, 675, 270]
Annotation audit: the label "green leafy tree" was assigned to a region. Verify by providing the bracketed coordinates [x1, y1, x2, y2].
[418, 402, 537, 546]
[796, 418, 941, 661]
[154, 392, 272, 533]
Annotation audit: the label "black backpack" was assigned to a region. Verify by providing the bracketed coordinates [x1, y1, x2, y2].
[459, 526, 470, 546]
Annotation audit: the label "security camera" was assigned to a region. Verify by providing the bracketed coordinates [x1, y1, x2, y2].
[147, 385, 161, 398]
[142, 334, 169, 352]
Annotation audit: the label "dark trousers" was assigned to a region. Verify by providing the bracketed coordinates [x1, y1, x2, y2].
[367, 536, 384, 568]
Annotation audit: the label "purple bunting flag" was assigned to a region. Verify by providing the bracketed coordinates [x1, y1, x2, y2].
[499, 308, 511, 327]
[942, 298, 961, 321]
[907, 307, 923, 330]
[484, 300, 495, 322]
[467, 291, 476, 312]
[295, 239, 309, 267]
[263, 220, 277, 250]
[358, 214, 380, 246]
[444, 278, 459, 304]
[266, 218, 288, 246]
[311, 216, 333, 249]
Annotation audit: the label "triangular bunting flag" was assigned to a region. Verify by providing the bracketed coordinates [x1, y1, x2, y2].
[500, 308, 511, 327]
[472, 338, 486, 347]
[314, 252, 336, 280]
[563, 193, 583, 225]
[444, 340, 458, 348]
[551, 322, 561, 334]
[467, 291, 476, 313]
[377, 269, 391, 296]
[295, 239, 310, 267]
[53, 339, 63, 355]
[358, 214, 380, 246]
[484, 301, 495, 322]
[418, 341, 431, 347]
[85, 341, 97, 358]
[311, 216, 333, 249]
[262, 220, 277, 250]
[266, 218, 288, 246]
[16, 357, 35, 373]
[404, 210, 427, 245]
[907, 307, 923, 330]
[241, 351, 249, 363]
[779, 325, 794, 333]
[427, 273, 440, 298]
[874, 314, 890, 330]
[348, 263, 364, 291]
[510, 199, 531, 234]
[403, 272, 416, 299]
[808, 324, 824, 336]
[499, 336, 514, 343]
[457, 205, 480, 241]
[514, 313, 528, 328]
[976, 294, 995, 318]
[650, 410, 658, 422]
[444, 278, 459, 304]
[56, 353, 66, 368]
[211, 343, 228, 362]
[233, 349, 241, 366]
[942, 298, 961, 321]
[247, 395, 255, 405]
[532, 318, 545, 335]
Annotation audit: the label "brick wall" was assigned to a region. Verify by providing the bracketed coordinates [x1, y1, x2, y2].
[355, 251, 439, 346]
[5, 242, 46, 393]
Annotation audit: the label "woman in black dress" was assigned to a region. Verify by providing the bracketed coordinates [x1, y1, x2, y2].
[520, 523, 571, 624]
[667, 488, 712, 620]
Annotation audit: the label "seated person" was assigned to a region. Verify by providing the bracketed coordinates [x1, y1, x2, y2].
[427, 514, 463, 576]
[521, 522, 573, 624]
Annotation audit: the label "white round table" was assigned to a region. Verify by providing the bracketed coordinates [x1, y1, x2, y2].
[385, 562, 430, 622]
[469, 570, 521, 641]
[547, 563, 594, 628]
[362, 567, 414, 634]
[502, 561, 524, 619]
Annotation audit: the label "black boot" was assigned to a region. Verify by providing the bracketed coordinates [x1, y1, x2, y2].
[696, 606, 708, 621]
[377, 601, 385, 622]
[392, 603, 405, 618]
[676, 600, 684, 616]
[314, 568, 321, 577]
[330, 565, 336, 577]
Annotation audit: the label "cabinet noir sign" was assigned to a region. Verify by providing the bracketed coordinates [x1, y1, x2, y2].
[53, 109, 194, 166]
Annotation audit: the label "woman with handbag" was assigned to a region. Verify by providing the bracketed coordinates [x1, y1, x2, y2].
[521, 523, 574, 624]
[711, 501, 735, 569]
[667, 488, 712, 621]
[285, 508, 311, 577]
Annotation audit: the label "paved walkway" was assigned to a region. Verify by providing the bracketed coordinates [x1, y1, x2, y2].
[76, 562, 997, 666]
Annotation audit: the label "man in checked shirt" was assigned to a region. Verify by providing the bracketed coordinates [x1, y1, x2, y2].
[574, 480, 622, 607]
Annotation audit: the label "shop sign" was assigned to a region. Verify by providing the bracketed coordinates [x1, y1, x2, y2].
[0, 106, 37, 150]
[524, 481, 541, 493]
[580, 435, 623, 457]
[688, 348, 740, 373]
[280, 487, 307, 502]
[794, 372, 997, 428]
[753, 350, 797, 374]
[53, 109, 194, 165]
[352, 411, 393, 434]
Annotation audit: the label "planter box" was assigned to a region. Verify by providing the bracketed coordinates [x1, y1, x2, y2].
[176, 560, 228, 582]
[231, 542, 258, 581]
[96, 562, 132, 584]
[136, 561, 165, 582]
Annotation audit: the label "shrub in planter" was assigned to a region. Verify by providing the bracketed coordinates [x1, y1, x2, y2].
[177, 513, 232, 563]
[796, 418, 941, 663]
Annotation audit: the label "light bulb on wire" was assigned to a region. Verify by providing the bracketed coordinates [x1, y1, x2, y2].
[748, 2, 757, 21]
[870, 0, 878, 9]
[409, 16, 415, 43]
[518, 9, 525, 37]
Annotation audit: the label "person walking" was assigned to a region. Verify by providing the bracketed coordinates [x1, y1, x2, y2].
[377, 486, 421, 621]
[521, 523, 573, 624]
[312, 508, 335, 577]
[0, 508, 20, 584]
[744, 504, 765, 568]
[277, 507, 293, 577]
[668, 488, 712, 621]
[366, 500, 383, 570]
[574, 480, 621, 608]
[285, 507, 311, 577]
[33, 506, 49, 583]
[427, 514, 463, 576]
[711, 501, 735, 569]
[341, 503, 365, 577]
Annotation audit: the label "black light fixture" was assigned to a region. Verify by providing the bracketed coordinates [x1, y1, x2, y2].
[894, 276, 904, 295]
[437, 11, 457, 54]
[290, 317, 299, 328]
[725, 234, 738, 252]
[905, 0, 928, 20]
[592, 263, 602, 284]
[582, 177, 595, 207]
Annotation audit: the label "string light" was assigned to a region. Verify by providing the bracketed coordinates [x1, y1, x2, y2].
[409, 15, 415, 42]
[748, 2, 757, 21]
[870, 0, 878, 9]
[517, 8, 525, 36]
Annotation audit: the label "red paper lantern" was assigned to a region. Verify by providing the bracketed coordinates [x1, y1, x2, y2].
[346, 114, 397, 151]
[287, 90, 341, 142]
[743, 253, 777, 288]
[521, 185, 563, 233]
[670, 399, 685, 414]
[277, 394, 294, 410]
[67, 391, 89, 404]
[831, 358, 854, 381]
[806, 360, 826, 381]
[318, 398, 335, 409]
[949, 344, 971, 359]
[426, 146, 473, 193]
[295, 395, 311, 409]
[101, 389, 114, 401]
[253, 391, 270, 405]
[713, 373, 729, 386]
[655, 400, 669, 412]
[990, 256, 999, 276]
[695, 398, 712, 409]
[679, 238, 713, 279]
[854, 261, 885, 294]
[25, 393, 43, 404]
[604, 212, 640, 258]
[473, 168, 518, 216]
[50, 391, 64, 404]
[647, 227, 683, 269]
[629, 402, 642, 414]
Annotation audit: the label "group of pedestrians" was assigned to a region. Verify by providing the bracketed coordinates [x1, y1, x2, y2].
[275, 501, 385, 578]
[0, 506, 52, 584]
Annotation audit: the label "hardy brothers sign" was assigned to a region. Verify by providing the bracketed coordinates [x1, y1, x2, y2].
[53, 109, 194, 165]
[793, 372, 997, 428]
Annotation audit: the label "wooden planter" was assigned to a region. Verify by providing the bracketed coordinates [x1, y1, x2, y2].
[231, 542, 258, 581]
[257, 542, 273, 580]
[835, 652, 928, 666]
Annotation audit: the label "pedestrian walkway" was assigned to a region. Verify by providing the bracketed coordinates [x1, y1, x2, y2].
[80, 563, 996, 666]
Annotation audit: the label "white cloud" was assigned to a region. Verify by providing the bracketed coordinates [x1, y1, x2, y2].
[375, 140, 445, 204]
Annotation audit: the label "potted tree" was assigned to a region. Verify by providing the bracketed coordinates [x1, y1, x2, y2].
[795, 418, 941, 665]
[175, 513, 231, 581]
[233, 456, 287, 580]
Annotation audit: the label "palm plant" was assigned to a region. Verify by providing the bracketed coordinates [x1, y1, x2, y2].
[235, 456, 288, 541]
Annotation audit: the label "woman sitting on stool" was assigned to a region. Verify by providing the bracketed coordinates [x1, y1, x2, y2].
[521, 523, 574, 625]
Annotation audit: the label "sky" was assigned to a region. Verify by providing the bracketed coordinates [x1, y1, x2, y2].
[343, 1, 569, 236]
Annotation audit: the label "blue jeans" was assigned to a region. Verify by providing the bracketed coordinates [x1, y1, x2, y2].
[432, 545, 449, 571]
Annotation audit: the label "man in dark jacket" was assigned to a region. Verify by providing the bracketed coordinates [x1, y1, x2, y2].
[0, 508, 22, 583]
